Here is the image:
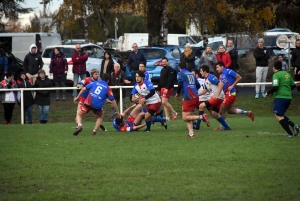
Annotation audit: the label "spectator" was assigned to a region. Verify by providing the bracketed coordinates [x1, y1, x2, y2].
[216, 44, 231, 68]
[198, 45, 218, 74]
[180, 43, 196, 71]
[278, 54, 289, 72]
[128, 43, 146, 84]
[157, 57, 178, 121]
[0, 72, 18, 125]
[100, 51, 114, 78]
[49, 47, 68, 101]
[71, 44, 88, 98]
[0, 48, 8, 81]
[291, 39, 300, 92]
[109, 63, 131, 120]
[226, 39, 239, 71]
[253, 38, 270, 99]
[23, 44, 43, 84]
[34, 69, 52, 124]
[17, 71, 34, 124]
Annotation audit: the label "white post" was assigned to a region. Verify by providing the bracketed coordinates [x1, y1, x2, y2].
[288, 42, 291, 68]
[20, 89, 24, 125]
[119, 86, 123, 114]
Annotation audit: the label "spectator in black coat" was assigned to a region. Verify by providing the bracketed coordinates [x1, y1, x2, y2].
[180, 43, 196, 71]
[109, 63, 131, 120]
[100, 51, 114, 78]
[23, 44, 43, 84]
[34, 69, 52, 124]
[17, 71, 34, 124]
[128, 43, 146, 84]
[291, 39, 300, 92]
[226, 39, 239, 71]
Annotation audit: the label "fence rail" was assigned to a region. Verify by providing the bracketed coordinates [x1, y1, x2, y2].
[1, 82, 298, 124]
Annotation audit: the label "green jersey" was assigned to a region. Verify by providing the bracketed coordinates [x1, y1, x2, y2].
[272, 70, 295, 99]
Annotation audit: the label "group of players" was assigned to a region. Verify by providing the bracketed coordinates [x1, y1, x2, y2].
[71, 56, 257, 138]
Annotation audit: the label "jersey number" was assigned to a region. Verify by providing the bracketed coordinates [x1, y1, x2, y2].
[187, 75, 195, 84]
[94, 86, 103, 95]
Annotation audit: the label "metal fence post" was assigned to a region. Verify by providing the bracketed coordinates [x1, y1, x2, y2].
[20, 89, 24, 125]
[119, 86, 123, 114]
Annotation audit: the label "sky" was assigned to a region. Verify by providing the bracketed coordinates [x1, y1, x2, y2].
[19, 0, 63, 26]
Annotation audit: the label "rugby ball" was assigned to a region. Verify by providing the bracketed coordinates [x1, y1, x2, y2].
[134, 93, 140, 99]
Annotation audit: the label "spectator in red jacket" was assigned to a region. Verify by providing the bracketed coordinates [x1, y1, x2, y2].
[50, 47, 68, 101]
[216, 45, 231, 68]
[71, 44, 88, 98]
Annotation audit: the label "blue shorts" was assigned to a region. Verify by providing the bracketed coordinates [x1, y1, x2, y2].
[273, 98, 291, 116]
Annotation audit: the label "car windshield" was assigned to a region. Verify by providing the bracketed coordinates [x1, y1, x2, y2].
[42, 47, 75, 58]
[138, 49, 166, 60]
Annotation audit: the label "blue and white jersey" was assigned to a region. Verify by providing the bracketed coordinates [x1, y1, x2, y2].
[197, 77, 210, 101]
[219, 68, 237, 94]
[177, 68, 199, 100]
[131, 80, 161, 105]
[204, 74, 224, 99]
[84, 80, 114, 110]
[144, 71, 151, 82]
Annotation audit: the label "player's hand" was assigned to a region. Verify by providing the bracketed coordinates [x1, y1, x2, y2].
[74, 97, 79, 104]
[227, 86, 233, 91]
[139, 98, 146, 105]
[212, 95, 218, 99]
[163, 89, 168, 95]
[175, 93, 179, 98]
[131, 97, 139, 103]
[106, 99, 112, 104]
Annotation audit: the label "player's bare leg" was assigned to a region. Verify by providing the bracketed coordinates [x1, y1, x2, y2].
[162, 97, 177, 121]
[134, 112, 145, 125]
[93, 111, 104, 135]
[74, 110, 84, 136]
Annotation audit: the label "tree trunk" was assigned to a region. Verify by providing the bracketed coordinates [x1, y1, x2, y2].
[82, 1, 89, 42]
[146, 0, 166, 46]
[93, 2, 110, 39]
[161, 2, 169, 45]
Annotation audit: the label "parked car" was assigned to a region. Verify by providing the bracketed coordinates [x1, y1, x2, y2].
[138, 46, 182, 82]
[0, 45, 23, 79]
[42, 44, 106, 83]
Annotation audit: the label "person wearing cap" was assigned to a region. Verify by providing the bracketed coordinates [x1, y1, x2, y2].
[265, 61, 299, 138]
[34, 69, 52, 124]
[180, 43, 196, 71]
[23, 44, 43, 84]
[198, 45, 218, 74]
[17, 72, 34, 124]
[253, 38, 270, 99]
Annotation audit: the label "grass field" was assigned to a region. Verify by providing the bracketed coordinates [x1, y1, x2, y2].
[1, 94, 300, 200]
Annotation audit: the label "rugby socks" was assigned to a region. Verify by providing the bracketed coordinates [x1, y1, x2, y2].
[217, 117, 230, 129]
[284, 116, 295, 127]
[279, 119, 293, 135]
[153, 117, 164, 123]
[146, 120, 152, 131]
[234, 108, 245, 114]
[196, 111, 203, 127]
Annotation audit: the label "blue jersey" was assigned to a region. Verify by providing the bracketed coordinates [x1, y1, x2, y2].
[144, 71, 151, 81]
[219, 68, 237, 94]
[84, 80, 114, 110]
[113, 118, 134, 132]
[79, 77, 95, 98]
[177, 68, 199, 100]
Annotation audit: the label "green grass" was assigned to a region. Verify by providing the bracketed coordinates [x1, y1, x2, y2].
[1, 115, 300, 200]
[1, 94, 300, 200]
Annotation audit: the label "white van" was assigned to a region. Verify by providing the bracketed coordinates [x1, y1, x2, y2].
[0, 32, 62, 59]
[117, 33, 196, 51]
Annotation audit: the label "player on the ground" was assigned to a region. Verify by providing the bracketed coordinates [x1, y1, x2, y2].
[265, 61, 299, 138]
[191, 68, 211, 130]
[175, 62, 210, 138]
[75, 69, 107, 131]
[215, 62, 254, 130]
[131, 70, 162, 132]
[73, 73, 119, 136]
[113, 103, 147, 132]
[198, 65, 231, 130]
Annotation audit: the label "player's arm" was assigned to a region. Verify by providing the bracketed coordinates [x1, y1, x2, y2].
[176, 72, 183, 97]
[228, 73, 242, 91]
[133, 123, 146, 131]
[130, 86, 139, 103]
[199, 88, 208, 96]
[266, 74, 279, 96]
[215, 81, 224, 98]
[74, 87, 87, 102]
